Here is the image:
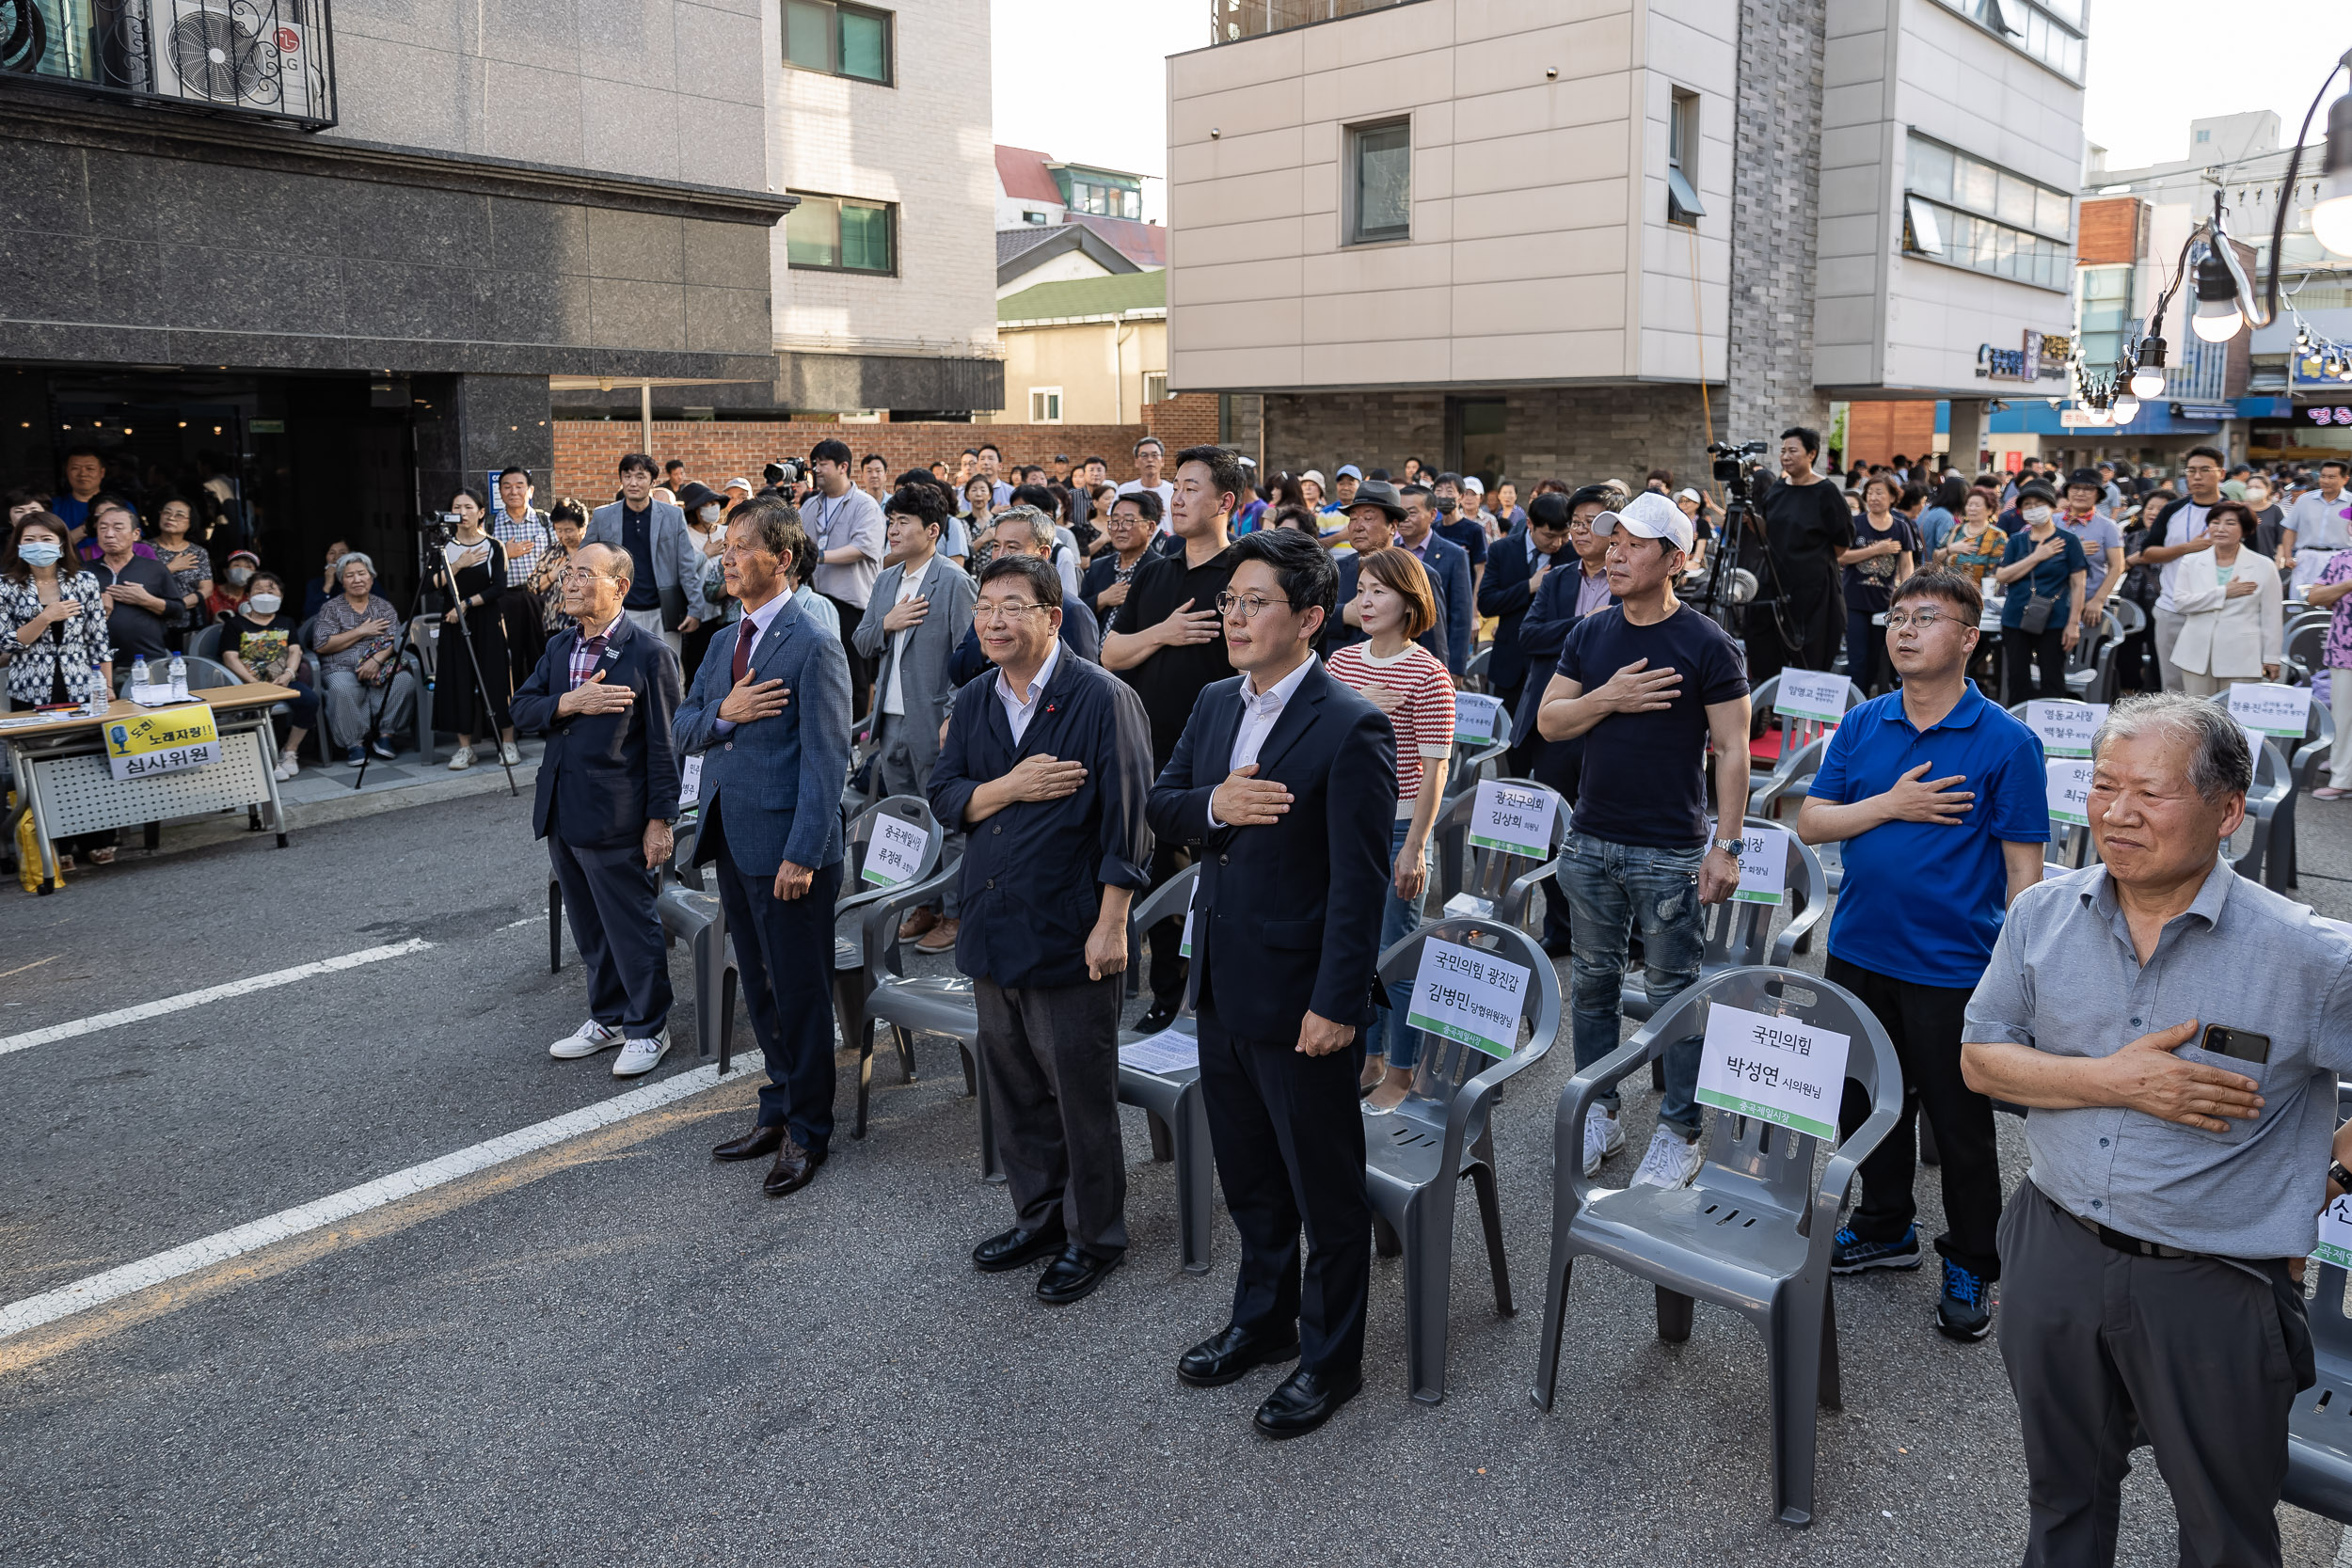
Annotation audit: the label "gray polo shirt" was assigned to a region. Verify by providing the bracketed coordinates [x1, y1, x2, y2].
[1965, 859, 2352, 1259]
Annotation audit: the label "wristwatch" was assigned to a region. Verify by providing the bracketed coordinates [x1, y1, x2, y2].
[2330, 1161, 2351, 1192]
[1711, 836, 1743, 856]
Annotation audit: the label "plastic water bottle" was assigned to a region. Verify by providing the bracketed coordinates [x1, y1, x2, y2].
[169, 652, 188, 701]
[130, 655, 149, 691]
[82, 662, 105, 716]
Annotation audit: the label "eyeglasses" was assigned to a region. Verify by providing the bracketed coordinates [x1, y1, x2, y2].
[974, 602, 1050, 624]
[1216, 592, 1295, 619]
[1884, 610, 1959, 631]
[563, 567, 615, 584]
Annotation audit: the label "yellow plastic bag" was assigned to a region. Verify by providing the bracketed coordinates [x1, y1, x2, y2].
[13, 792, 56, 892]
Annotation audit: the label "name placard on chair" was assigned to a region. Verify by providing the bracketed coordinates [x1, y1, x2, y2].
[1694, 1002, 1851, 1140]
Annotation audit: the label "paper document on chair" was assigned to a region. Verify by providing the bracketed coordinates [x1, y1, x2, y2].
[1467, 779, 1555, 860]
[1694, 1002, 1849, 1140]
[1731, 823, 1788, 906]
[676, 753, 702, 811]
[1772, 669, 1847, 724]
[860, 815, 929, 887]
[1404, 939, 1530, 1060]
[1119, 1026, 1199, 1075]
[2315, 1194, 2352, 1270]
[2045, 758, 2093, 827]
[2227, 682, 2312, 739]
[1451, 691, 1503, 745]
[2026, 700, 2107, 759]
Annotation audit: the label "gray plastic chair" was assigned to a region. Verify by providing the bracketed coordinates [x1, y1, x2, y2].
[1370, 914, 1561, 1403]
[1619, 818, 1827, 1025]
[186, 621, 224, 664]
[1442, 695, 1513, 806]
[2008, 699, 2101, 870]
[2288, 1087, 2352, 1524]
[1431, 775, 1569, 924]
[1530, 966, 1902, 1528]
[1464, 642, 1493, 694]
[853, 863, 994, 1177]
[832, 796, 946, 1055]
[1114, 864, 1214, 1275]
[1746, 672, 1865, 821]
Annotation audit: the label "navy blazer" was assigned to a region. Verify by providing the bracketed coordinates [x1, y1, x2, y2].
[945, 592, 1100, 689]
[1403, 532, 1474, 674]
[1327, 552, 1447, 664]
[1144, 659, 1394, 1039]
[1477, 531, 1574, 693]
[509, 615, 683, 848]
[674, 595, 853, 874]
[1509, 562, 1617, 751]
[930, 652, 1155, 989]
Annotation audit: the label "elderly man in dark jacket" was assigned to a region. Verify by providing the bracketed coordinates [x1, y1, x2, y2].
[930, 552, 1156, 1307]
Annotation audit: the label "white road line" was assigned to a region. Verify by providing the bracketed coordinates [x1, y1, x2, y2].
[0, 939, 435, 1059]
[0, 1053, 755, 1341]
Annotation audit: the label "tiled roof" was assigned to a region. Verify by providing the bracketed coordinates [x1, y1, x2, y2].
[998, 271, 1167, 324]
[994, 144, 1063, 204]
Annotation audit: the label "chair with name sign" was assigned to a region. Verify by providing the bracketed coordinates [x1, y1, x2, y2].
[2009, 700, 2101, 871]
[1369, 914, 1561, 1403]
[1430, 775, 1570, 927]
[1531, 965, 1902, 1528]
[1746, 673, 1866, 823]
[2288, 1095, 2352, 1526]
[2063, 608, 2121, 704]
[1432, 706, 1515, 911]
[1619, 817, 1827, 1027]
[832, 795, 947, 1065]
[853, 862, 995, 1177]
[2285, 617, 2329, 689]
[1115, 863, 1215, 1274]
[1464, 642, 1493, 694]
[2210, 692, 2307, 890]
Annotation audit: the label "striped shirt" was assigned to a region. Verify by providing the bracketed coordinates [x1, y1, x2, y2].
[569, 613, 624, 689]
[1326, 642, 1455, 816]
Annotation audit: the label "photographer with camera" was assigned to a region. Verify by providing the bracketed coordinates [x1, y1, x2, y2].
[803, 438, 886, 720]
[433, 488, 519, 770]
[1749, 427, 1850, 686]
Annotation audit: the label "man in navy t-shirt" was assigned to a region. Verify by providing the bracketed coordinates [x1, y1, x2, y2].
[1797, 566, 2048, 1342]
[1536, 490, 1752, 1190]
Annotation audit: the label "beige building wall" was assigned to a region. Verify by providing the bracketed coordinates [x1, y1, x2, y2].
[1164, 0, 1733, 395]
[999, 318, 1169, 426]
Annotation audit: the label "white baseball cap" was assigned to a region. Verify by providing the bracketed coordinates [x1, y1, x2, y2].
[1675, 487, 1701, 504]
[1461, 476, 1485, 496]
[723, 477, 754, 494]
[1591, 489, 1695, 555]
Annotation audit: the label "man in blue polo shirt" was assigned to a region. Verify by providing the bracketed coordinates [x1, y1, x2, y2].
[1796, 566, 2049, 1341]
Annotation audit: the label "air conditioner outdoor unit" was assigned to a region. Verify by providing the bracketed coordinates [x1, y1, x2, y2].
[142, 1, 312, 119]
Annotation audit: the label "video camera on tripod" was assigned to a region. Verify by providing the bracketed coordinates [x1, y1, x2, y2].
[1709, 439, 1771, 501]
[1682, 440, 1770, 627]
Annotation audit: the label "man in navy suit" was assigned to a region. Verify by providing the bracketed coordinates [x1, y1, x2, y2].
[1476, 489, 1576, 715]
[510, 543, 684, 1078]
[674, 498, 854, 1198]
[1146, 525, 1394, 1439]
[1395, 483, 1475, 676]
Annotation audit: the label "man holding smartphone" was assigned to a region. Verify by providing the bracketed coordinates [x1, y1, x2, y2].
[1962, 692, 2352, 1568]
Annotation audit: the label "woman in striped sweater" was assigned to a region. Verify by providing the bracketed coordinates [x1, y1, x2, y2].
[1325, 546, 1455, 1113]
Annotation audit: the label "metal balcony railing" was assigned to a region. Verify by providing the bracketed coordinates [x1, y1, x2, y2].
[1211, 0, 1425, 44]
[1, 0, 337, 128]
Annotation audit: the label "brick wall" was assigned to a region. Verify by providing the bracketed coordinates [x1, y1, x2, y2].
[1262, 385, 1714, 496]
[2077, 197, 2145, 267]
[550, 395, 1219, 497]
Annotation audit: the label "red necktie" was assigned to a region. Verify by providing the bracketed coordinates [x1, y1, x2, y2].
[730, 619, 755, 683]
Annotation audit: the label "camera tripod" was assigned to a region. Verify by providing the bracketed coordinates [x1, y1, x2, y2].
[349, 531, 518, 798]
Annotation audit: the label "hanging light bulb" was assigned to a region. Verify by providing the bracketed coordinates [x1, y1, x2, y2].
[2192, 248, 2246, 342]
[2314, 91, 2352, 258]
[2111, 392, 2140, 424]
[2129, 338, 2169, 399]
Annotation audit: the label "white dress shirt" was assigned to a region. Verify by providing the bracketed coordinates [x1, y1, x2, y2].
[1206, 654, 1317, 829]
[713, 590, 796, 735]
[994, 637, 1063, 745]
[2154, 500, 2212, 615]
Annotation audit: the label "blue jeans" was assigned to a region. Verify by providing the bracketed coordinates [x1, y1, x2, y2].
[1367, 819, 1425, 1070]
[1561, 833, 1707, 1137]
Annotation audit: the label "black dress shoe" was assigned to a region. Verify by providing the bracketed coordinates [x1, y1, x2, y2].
[972, 1223, 1067, 1273]
[1136, 1000, 1183, 1035]
[1036, 1244, 1123, 1306]
[1177, 1323, 1301, 1387]
[1252, 1366, 1363, 1438]
[760, 1138, 826, 1196]
[712, 1123, 786, 1163]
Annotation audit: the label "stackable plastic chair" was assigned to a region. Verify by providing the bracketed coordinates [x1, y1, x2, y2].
[1442, 698, 1513, 806]
[1430, 776, 1569, 925]
[1463, 643, 1493, 694]
[1115, 864, 1213, 1274]
[832, 796, 946, 1053]
[2009, 699, 2100, 871]
[2288, 1086, 2352, 1524]
[1367, 915, 1561, 1403]
[1746, 673, 1866, 821]
[1531, 966, 1902, 1528]
[853, 862, 993, 1178]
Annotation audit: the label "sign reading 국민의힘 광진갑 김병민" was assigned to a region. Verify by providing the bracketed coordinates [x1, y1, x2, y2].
[2045, 757, 2093, 827]
[1772, 669, 1848, 725]
[1404, 938, 1531, 1060]
[2026, 700, 2107, 759]
[1468, 779, 1557, 860]
[103, 703, 219, 782]
[1694, 1002, 1851, 1141]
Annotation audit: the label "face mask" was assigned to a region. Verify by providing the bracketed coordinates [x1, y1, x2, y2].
[2021, 506, 2053, 526]
[1435, 497, 1456, 515]
[699, 505, 721, 524]
[17, 540, 62, 567]
[246, 593, 282, 614]
[228, 566, 253, 585]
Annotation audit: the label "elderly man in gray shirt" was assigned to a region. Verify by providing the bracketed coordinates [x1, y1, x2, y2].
[1962, 691, 2352, 1568]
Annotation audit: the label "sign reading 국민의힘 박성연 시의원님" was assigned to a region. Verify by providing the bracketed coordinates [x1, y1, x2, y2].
[1695, 1002, 1852, 1141]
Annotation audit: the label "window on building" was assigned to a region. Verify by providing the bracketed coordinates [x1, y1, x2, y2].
[2075, 264, 2136, 372]
[786, 193, 896, 274]
[1901, 133, 2072, 290]
[1022, 211, 1048, 225]
[1029, 388, 1064, 423]
[1142, 371, 1168, 405]
[1070, 180, 1141, 220]
[1928, 0, 2084, 81]
[1348, 119, 1411, 245]
[1666, 89, 1703, 227]
[783, 0, 891, 84]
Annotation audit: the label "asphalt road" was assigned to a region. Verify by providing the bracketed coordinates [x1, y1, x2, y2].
[4, 786, 2351, 1566]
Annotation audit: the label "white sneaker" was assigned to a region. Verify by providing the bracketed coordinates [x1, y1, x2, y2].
[499, 741, 522, 766]
[1581, 1102, 1624, 1176]
[549, 1020, 622, 1059]
[612, 1034, 669, 1077]
[1630, 1125, 1706, 1190]
[272, 755, 300, 782]
[447, 746, 475, 771]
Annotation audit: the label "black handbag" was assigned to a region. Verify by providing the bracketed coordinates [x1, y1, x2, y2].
[2018, 591, 2060, 635]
